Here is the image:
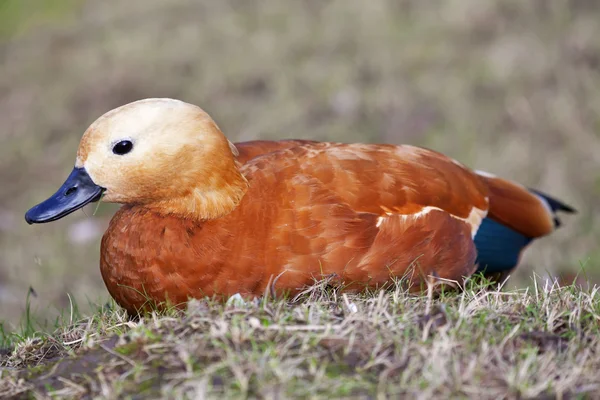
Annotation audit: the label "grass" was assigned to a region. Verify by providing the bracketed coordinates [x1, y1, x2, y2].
[1, 0, 599, 324]
[1, 277, 600, 398]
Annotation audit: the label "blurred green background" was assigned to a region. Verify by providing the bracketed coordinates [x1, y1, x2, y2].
[1, 0, 598, 325]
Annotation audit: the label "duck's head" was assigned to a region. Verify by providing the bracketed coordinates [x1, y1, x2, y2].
[25, 98, 247, 224]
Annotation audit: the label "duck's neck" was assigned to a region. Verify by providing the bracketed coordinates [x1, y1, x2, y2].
[146, 165, 249, 221]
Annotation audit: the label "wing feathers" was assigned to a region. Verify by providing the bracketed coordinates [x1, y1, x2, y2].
[477, 173, 574, 238]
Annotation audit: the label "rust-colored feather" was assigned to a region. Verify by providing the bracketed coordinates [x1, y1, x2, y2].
[478, 174, 554, 238]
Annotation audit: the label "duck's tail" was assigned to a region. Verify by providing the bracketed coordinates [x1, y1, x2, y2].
[473, 171, 576, 275]
[528, 188, 577, 228]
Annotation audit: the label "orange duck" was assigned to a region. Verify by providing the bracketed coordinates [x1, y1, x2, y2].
[25, 98, 575, 314]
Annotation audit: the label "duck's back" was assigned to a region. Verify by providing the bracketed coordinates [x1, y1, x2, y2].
[239, 141, 574, 275]
[241, 142, 490, 219]
[236, 143, 494, 289]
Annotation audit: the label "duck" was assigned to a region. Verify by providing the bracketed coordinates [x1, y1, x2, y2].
[25, 98, 575, 314]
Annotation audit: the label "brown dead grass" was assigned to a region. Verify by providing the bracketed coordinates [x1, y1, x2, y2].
[1, 0, 599, 324]
[1, 279, 600, 399]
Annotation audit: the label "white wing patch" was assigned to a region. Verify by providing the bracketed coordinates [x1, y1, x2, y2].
[462, 206, 488, 238]
[376, 205, 488, 238]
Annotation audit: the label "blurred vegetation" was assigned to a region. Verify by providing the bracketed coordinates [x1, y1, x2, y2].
[0, 0, 82, 38]
[0, 0, 599, 324]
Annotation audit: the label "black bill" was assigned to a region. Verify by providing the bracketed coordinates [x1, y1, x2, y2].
[25, 167, 105, 224]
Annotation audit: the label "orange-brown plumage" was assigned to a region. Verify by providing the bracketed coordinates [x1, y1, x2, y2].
[101, 143, 488, 313]
[25, 99, 575, 315]
[477, 174, 554, 237]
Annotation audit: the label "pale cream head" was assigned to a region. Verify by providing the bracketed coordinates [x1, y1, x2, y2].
[75, 98, 247, 220]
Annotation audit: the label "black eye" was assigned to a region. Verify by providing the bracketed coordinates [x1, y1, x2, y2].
[112, 140, 133, 155]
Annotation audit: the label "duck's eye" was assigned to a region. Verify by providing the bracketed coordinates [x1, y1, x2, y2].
[112, 140, 133, 155]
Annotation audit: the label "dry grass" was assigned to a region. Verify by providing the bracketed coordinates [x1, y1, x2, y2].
[1, 0, 599, 324]
[1, 278, 600, 399]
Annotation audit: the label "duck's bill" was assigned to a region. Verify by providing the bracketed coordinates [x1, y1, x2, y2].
[25, 167, 105, 224]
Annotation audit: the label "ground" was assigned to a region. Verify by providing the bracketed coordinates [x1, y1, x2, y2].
[1, 0, 599, 325]
[1, 278, 599, 399]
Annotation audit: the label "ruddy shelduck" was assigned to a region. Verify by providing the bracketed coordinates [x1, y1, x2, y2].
[25, 98, 575, 314]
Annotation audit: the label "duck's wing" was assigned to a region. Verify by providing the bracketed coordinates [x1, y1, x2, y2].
[241, 142, 491, 235]
[239, 143, 489, 290]
[293, 143, 490, 229]
[475, 172, 576, 238]
[239, 142, 574, 284]
[235, 140, 490, 227]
